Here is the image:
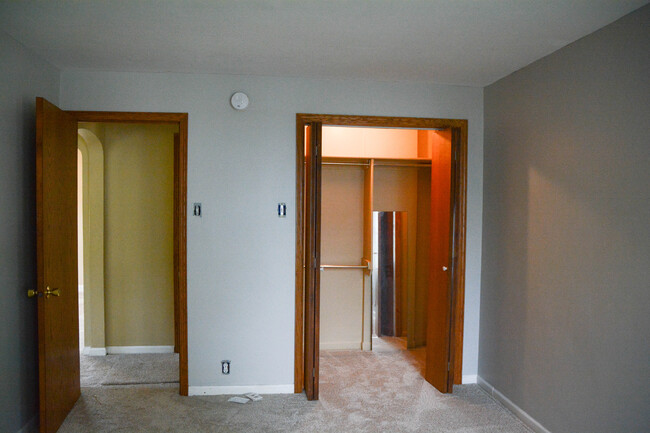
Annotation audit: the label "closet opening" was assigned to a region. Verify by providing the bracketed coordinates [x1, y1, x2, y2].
[295, 114, 467, 400]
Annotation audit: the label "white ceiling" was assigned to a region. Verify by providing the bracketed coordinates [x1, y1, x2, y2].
[1, 0, 647, 86]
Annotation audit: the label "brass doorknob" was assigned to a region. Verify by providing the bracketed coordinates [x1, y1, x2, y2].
[27, 287, 61, 298]
[44, 286, 61, 298]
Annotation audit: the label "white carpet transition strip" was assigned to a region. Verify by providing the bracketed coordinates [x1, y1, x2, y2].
[106, 346, 174, 354]
[477, 376, 551, 433]
[188, 384, 294, 396]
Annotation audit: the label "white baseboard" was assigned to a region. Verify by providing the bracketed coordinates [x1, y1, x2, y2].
[320, 341, 362, 350]
[106, 345, 174, 354]
[188, 384, 294, 396]
[477, 376, 551, 433]
[17, 415, 38, 433]
[462, 374, 477, 384]
[82, 346, 107, 356]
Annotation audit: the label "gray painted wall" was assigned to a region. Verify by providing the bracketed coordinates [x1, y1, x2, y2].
[60, 71, 484, 388]
[480, 5, 650, 433]
[0, 32, 60, 433]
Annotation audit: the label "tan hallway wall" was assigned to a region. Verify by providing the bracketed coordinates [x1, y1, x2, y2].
[78, 127, 106, 351]
[84, 122, 177, 347]
[77, 150, 83, 287]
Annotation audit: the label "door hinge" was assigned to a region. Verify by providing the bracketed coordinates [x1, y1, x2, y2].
[448, 362, 451, 371]
[312, 368, 315, 378]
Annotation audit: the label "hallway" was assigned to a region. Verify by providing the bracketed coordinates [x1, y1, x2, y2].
[80, 353, 179, 387]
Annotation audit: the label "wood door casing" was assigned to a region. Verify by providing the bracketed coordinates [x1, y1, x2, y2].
[36, 97, 80, 433]
[173, 132, 180, 354]
[295, 114, 468, 395]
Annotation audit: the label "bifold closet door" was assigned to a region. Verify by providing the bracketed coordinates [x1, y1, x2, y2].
[304, 122, 322, 400]
[425, 128, 459, 394]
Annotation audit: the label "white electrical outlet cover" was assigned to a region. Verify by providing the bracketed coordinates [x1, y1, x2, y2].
[228, 397, 249, 404]
[245, 393, 263, 401]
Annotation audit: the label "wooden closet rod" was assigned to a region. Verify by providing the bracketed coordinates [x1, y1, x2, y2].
[322, 161, 370, 167]
[375, 162, 432, 168]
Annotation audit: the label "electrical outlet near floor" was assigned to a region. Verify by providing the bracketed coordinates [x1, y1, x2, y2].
[221, 360, 231, 375]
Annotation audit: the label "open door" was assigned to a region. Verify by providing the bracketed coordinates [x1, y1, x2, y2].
[425, 128, 459, 393]
[33, 97, 80, 433]
[303, 122, 322, 400]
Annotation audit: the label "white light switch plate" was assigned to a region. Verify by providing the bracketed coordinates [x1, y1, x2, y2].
[228, 396, 249, 404]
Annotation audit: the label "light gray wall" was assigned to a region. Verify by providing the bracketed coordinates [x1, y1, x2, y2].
[0, 32, 60, 433]
[480, 5, 650, 433]
[60, 71, 484, 387]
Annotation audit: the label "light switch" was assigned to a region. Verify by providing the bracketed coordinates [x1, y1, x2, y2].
[193, 203, 202, 217]
[278, 203, 287, 217]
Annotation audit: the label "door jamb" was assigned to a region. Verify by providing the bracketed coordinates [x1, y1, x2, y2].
[294, 113, 467, 393]
[70, 110, 189, 396]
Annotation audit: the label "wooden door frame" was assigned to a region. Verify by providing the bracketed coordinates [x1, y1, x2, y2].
[295, 113, 467, 393]
[69, 110, 189, 396]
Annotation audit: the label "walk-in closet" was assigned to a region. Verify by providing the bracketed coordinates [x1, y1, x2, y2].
[319, 126, 451, 363]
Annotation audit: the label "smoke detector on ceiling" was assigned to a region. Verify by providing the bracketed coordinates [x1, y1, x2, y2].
[230, 92, 249, 110]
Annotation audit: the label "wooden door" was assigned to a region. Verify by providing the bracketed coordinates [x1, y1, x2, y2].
[303, 122, 322, 400]
[425, 128, 456, 393]
[35, 97, 80, 433]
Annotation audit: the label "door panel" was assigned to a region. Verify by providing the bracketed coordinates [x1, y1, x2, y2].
[35, 97, 80, 433]
[303, 122, 322, 400]
[425, 129, 453, 393]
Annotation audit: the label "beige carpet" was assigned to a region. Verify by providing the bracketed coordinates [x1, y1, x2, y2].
[60, 346, 531, 432]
